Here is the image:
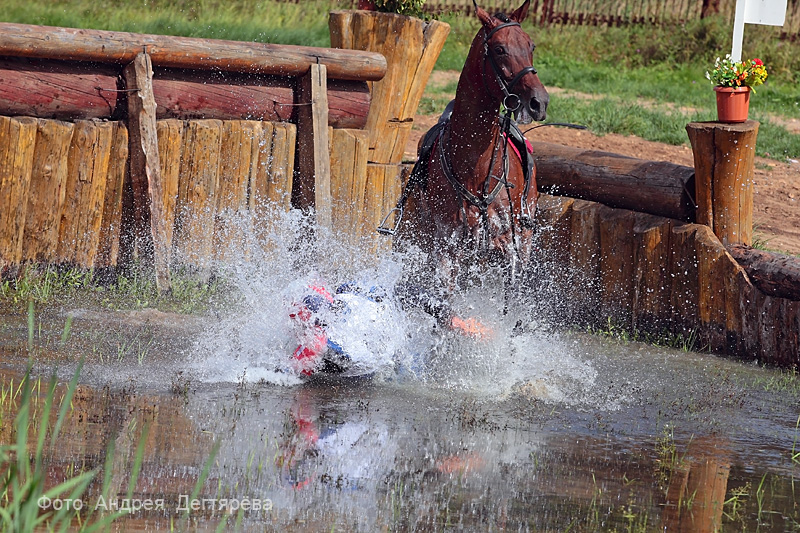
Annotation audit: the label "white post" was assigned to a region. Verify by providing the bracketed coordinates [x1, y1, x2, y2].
[731, 0, 788, 62]
[731, 0, 747, 62]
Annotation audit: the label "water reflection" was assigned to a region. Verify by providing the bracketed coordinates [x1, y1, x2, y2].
[2, 343, 797, 532]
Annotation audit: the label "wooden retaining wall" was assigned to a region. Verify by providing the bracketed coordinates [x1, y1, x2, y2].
[535, 194, 799, 367]
[0, 116, 298, 273]
[0, 21, 401, 289]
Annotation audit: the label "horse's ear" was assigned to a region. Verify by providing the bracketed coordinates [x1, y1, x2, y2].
[510, 0, 531, 22]
[473, 0, 495, 28]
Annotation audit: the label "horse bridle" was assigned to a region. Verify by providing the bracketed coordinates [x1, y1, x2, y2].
[377, 19, 539, 259]
[482, 21, 538, 114]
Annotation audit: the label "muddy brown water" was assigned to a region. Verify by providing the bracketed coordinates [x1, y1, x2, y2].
[1, 302, 798, 532]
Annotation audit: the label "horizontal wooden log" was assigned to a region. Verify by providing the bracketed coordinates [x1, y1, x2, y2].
[0, 23, 387, 82]
[152, 70, 370, 129]
[727, 243, 800, 301]
[0, 57, 121, 120]
[0, 59, 370, 128]
[531, 141, 696, 222]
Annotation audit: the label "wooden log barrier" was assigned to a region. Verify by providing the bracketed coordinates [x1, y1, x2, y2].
[173, 119, 222, 274]
[0, 22, 387, 82]
[330, 129, 369, 245]
[247, 122, 296, 255]
[0, 59, 371, 129]
[330, 11, 450, 164]
[152, 70, 371, 130]
[686, 121, 758, 246]
[95, 122, 128, 269]
[598, 205, 635, 326]
[124, 52, 170, 291]
[56, 120, 114, 266]
[292, 64, 332, 228]
[0, 58, 122, 120]
[21, 119, 74, 264]
[364, 163, 404, 256]
[531, 141, 696, 222]
[214, 120, 261, 262]
[534, 194, 799, 367]
[632, 214, 673, 332]
[0, 116, 37, 272]
[726, 243, 800, 301]
[669, 223, 700, 334]
[155, 120, 184, 256]
[568, 200, 602, 320]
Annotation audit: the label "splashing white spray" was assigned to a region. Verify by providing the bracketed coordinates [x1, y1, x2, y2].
[189, 205, 599, 404]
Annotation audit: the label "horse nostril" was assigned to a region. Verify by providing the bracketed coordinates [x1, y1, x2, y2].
[530, 98, 547, 120]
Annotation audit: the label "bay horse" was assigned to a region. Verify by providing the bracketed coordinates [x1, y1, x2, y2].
[383, 0, 548, 297]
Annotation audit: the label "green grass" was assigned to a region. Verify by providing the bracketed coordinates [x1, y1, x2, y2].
[1, 0, 338, 46]
[0, 361, 132, 531]
[0, 265, 238, 315]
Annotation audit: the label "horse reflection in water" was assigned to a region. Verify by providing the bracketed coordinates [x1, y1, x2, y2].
[393, 0, 548, 296]
[274, 388, 487, 493]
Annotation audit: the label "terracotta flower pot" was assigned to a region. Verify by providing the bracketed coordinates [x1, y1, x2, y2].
[714, 86, 751, 123]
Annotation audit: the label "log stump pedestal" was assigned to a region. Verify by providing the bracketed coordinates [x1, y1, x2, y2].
[686, 120, 759, 246]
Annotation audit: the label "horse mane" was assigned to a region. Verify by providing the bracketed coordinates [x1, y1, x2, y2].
[493, 12, 511, 22]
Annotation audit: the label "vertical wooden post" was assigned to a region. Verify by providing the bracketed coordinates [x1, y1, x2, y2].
[22, 119, 74, 264]
[57, 121, 113, 267]
[0, 116, 37, 272]
[686, 120, 758, 246]
[96, 122, 129, 269]
[330, 128, 369, 245]
[124, 51, 171, 292]
[173, 119, 222, 275]
[329, 11, 450, 164]
[293, 63, 332, 229]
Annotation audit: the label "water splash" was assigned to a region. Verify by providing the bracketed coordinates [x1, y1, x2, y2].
[188, 205, 601, 405]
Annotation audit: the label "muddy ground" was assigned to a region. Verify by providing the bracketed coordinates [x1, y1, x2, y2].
[407, 72, 800, 255]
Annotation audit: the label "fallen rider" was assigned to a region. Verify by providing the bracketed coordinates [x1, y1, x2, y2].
[286, 280, 493, 377]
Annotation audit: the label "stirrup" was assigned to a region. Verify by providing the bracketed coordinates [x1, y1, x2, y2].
[376, 206, 404, 236]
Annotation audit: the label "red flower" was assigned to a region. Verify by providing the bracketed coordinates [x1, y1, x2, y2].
[754, 58, 763, 66]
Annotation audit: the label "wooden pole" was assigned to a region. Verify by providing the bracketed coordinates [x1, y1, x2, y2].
[22, 119, 74, 264]
[0, 22, 387, 82]
[293, 63, 332, 229]
[0, 116, 38, 271]
[0, 59, 372, 128]
[124, 52, 171, 293]
[727, 243, 800, 301]
[531, 141, 696, 221]
[686, 120, 758, 246]
[329, 11, 450, 164]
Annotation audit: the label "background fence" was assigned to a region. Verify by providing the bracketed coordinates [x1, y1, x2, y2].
[333, 0, 800, 36]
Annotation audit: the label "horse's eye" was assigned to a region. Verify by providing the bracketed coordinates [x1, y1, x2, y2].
[493, 45, 507, 56]
[531, 43, 536, 53]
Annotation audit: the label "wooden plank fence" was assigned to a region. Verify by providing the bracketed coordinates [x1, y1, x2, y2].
[324, 0, 800, 36]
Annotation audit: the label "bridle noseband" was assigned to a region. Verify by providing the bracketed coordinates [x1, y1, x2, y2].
[482, 21, 538, 112]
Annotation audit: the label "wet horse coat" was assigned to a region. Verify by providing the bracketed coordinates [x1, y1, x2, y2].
[397, 0, 549, 286]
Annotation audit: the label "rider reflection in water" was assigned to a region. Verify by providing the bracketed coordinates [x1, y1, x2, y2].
[286, 280, 493, 377]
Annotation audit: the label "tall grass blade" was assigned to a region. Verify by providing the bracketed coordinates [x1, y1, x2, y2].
[50, 357, 85, 449]
[27, 300, 34, 352]
[183, 438, 222, 519]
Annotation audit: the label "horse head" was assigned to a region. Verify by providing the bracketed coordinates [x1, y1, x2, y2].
[473, 0, 549, 124]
